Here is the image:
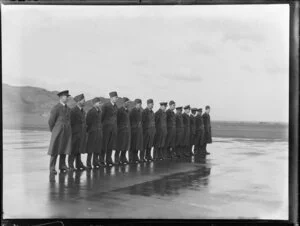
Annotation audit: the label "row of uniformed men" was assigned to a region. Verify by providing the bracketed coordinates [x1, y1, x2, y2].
[48, 90, 212, 174]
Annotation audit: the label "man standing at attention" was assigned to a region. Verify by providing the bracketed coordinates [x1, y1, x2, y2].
[165, 100, 176, 159]
[48, 90, 72, 174]
[175, 106, 184, 159]
[129, 99, 143, 163]
[182, 105, 191, 157]
[153, 102, 168, 161]
[86, 97, 103, 168]
[115, 97, 131, 165]
[101, 91, 118, 166]
[69, 93, 87, 171]
[142, 99, 156, 162]
[202, 105, 212, 155]
[189, 108, 197, 156]
[194, 108, 205, 156]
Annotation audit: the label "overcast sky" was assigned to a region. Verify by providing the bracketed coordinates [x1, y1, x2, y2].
[2, 5, 289, 122]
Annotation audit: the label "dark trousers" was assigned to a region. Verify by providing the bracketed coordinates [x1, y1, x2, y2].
[129, 149, 139, 163]
[153, 147, 158, 160]
[68, 154, 84, 168]
[103, 125, 117, 164]
[129, 149, 134, 162]
[154, 147, 163, 159]
[194, 143, 200, 155]
[140, 148, 145, 161]
[120, 150, 128, 162]
[175, 146, 181, 157]
[114, 150, 121, 164]
[105, 149, 113, 164]
[145, 148, 153, 160]
[183, 146, 190, 156]
[134, 150, 139, 162]
[165, 146, 174, 158]
[202, 143, 207, 153]
[197, 143, 206, 154]
[190, 144, 194, 155]
[99, 150, 105, 163]
[162, 147, 167, 158]
[189, 134, 195, 154]
[87, 153, 100, 166]
[50, 154, 67, 171]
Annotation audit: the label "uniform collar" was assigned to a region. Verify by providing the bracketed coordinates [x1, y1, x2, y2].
[110, 100, 115, 106]
[60, 101, 66, 107]
[77, 105, 82, 110]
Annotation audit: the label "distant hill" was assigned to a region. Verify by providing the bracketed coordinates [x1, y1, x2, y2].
[2, 83, 136, 130]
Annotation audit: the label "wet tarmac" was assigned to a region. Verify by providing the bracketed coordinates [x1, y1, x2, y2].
[3, 129, 288, 219]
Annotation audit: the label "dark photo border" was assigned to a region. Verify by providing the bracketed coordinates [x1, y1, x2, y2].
[0, 0, 298, 225]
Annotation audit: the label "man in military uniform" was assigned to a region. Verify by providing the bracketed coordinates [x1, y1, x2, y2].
[189, 108, 197, 156]
[142, 99, 156, 162]
[165, 100, 176, 159]
[48, 90, 72, 174]
[86, 97, 103, 168]
[101, 91, 118, 167]
[182, 105, 191, 157]
[175, 106, 184, 158]
[116, 97, 131, 165]
[202, 105, 212, 155]
[194, 108, 205, 155]
[68, 94, 87, 171]
[153, 102, 168, 161]
[129, 99, 143, 163]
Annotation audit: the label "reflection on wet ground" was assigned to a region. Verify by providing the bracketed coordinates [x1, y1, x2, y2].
[3, 130, 288, 219]
[48, 155, 210, 201]
[115, 166, 211, 197]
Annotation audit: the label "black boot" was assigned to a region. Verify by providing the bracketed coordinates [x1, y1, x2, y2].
[114, 150, 121, 165]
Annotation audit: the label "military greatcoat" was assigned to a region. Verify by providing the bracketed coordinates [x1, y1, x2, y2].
[175, 113, 184, 147]
[70, 105, 87, 154]
[48, 103, 72, 155]
[101, 101, 118, 151]
[129, 107, 143, 151]
[165, 109, 176, 148]
[182, 113, 190, 147]
[86, 107, 103, 154]
[202, 112, 212, 144]
[195, 114, 205, 148]
[153, 109, 167, 148]
[116, 107, 131, 151]
[189, 114, 196, 146]
[142, 108, 156, 150]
